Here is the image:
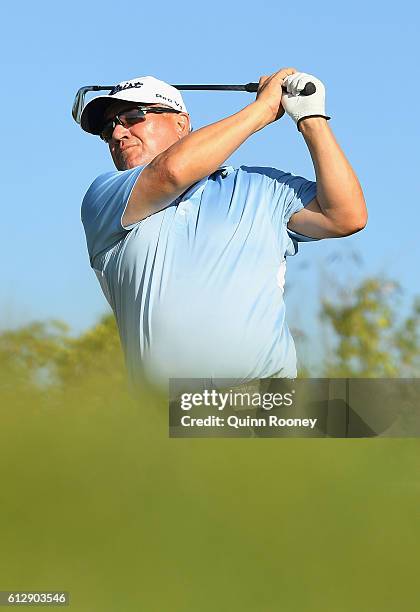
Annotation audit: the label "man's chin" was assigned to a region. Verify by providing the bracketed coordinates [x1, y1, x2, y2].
[118, 155, 150, 171]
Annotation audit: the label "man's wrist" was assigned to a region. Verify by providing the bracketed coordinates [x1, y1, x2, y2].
[297, 116, 330, 134]
[247, 100, 275, 131]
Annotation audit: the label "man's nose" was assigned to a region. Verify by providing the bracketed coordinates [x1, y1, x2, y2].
[111, 123, 131, 140]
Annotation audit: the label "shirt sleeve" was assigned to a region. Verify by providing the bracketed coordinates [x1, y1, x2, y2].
[243, 166, 318, 257]
[81, 165, 145, 268]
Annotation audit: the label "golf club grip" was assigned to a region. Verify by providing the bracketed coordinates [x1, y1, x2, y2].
[245, 82, 316, 96]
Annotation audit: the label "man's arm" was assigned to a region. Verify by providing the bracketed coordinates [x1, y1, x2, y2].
[287, 117, 367, 238]
[277, 71, 367, 238]
[124, 68, 298, 224]
[125, 68, 366, 234]
[124, 101, 270, 224]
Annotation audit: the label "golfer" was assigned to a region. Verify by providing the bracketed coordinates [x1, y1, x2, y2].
[80, 68, 367, 386]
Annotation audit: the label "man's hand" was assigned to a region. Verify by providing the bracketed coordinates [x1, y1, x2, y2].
[255, 67, 298, 126]
[282, 72, 330, 130]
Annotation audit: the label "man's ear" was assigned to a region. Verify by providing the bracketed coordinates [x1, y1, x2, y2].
[175, 113, 191, 138]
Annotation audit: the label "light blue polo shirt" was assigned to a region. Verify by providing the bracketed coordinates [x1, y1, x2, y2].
[82, 165, 317, 385]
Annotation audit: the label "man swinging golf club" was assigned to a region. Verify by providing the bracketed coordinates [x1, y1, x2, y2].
[80, 68, 367, 388]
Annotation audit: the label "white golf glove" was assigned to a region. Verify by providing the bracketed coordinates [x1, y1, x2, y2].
[282, 72, 330, 130]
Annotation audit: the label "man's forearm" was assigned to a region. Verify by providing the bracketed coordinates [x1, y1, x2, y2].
[299, 117, 367, 233]
[154, 102, 269, 190]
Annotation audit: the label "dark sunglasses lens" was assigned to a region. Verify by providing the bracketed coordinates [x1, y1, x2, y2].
[119, 108, 146, 125]
[101, 122, 114, 142]
[100, 108, 148, 142]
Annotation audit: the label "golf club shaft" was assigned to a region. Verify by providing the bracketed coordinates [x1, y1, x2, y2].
[172, 82, 316, 95]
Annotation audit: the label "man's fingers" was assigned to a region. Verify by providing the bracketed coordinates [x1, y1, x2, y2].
[276, 67, 297, 82]
[283, 72, 307, 95]
[259, 68, 297, 89]
[283, 72, 323, 99]
[255, 68, 300, 124]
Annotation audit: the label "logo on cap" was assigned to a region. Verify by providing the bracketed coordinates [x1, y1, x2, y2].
[110, 81, 144, 96]
[156, 93, 182, 109]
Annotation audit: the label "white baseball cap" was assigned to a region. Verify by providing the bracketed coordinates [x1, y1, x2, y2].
[80, 76, 188, 135]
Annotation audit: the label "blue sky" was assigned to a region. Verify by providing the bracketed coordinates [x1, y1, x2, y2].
[1, 0, 418, 348]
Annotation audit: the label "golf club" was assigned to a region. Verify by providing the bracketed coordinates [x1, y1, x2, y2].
[72, 81, 316, 125]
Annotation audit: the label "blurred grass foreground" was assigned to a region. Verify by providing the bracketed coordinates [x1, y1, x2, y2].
[0, 276, 420, 611]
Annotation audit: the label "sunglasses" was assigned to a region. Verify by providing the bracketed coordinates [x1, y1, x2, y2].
[100, 105, 182, 142]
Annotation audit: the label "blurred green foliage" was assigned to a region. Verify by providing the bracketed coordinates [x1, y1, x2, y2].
[0, 277, 419, 610]
[321, 278, 420, 377]
[0, 314, 126, 394]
